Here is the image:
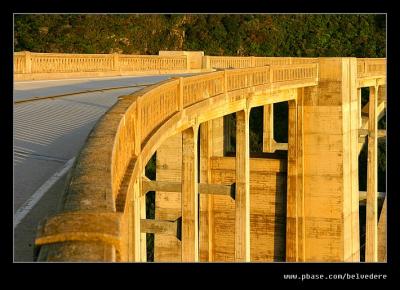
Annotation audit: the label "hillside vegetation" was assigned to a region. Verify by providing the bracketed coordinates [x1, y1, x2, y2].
[15, 14, 385, 57]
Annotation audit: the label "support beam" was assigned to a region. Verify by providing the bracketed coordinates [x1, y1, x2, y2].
[263, 104, 274, 153]
[359, 191, 386, 205]
[181, 125, 199, 262]
[366, 85, 378, 262]
[358, 129, 386, 143]
[140, 218, 180, 238]
[235, 109, 250, 262]
[142, 179, 233, 196]
[274, 142, 288, 151]
[200, 183, 235, 197]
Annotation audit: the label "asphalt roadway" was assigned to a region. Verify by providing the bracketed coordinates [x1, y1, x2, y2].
[13, 74, 193, 262]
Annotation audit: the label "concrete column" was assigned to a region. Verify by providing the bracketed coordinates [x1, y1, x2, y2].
[181, 125, 199, 262]
[358, 88, 362, 128]
[130, 175, 142, 262]
[235, 109, 250, 262]
[263, 104, 275, 153]
[302, 58, 359, 261]
[365, 85, 378, 262]
[286, 99, 297, 261]
[140, 192, 147, 262]
[199, 118, 224, 261]
[154, 133, 182, 262]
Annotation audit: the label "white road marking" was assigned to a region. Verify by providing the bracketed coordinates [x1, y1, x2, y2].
[14, 157, 76, 228]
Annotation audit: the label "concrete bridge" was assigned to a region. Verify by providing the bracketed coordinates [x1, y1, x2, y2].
[14, 51, 386, 262]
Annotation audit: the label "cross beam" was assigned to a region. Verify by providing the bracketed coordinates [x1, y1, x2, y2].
[142, 179, 235, 198]
[140, 218, 181, 240]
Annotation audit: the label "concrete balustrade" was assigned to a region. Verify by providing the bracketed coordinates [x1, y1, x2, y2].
[14, 51, 201, 81]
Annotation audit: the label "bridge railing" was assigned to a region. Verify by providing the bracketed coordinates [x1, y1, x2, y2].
[13, 51, 188, 76]
[30, 52, 114, 73]
[208, 56, 318, 69]
[182, 71, 225, 108]
[271, 63, 319, 88]
[139, 79, 181, 142]
[118, 54, 187, 71]
[357, 58, 386, 78]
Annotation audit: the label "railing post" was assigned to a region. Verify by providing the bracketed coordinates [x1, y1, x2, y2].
[251, 56, 255, 67]
[134, 100, 142, 156]
[181, 125, 199, 262]
[202, 55, 210, 70]
[235, 109, 250, 262]
[365, 84, 378, 262]
[185, 55, 190, 70]
[113, 53, 120, 72]
[269, 66, 274, 84]
[24, 51, 32, 74]
[179, 77, 184, 111]
[224, 70, 228, 93]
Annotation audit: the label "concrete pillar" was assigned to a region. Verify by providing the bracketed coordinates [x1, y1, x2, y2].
[130, 175, 142, 262]
[365, 85, 378, 262]
[357, 88, 362, 128]
[199, 118, 224, 261]
[181, 125, 199, 262]
[285, 90, 306, 262]
[140, 191, 147, 262]
[263, 104, 275, 153]
[154, 133, 182, 262]
[235, 109, 250, 261]
[302, 58, 360, 261]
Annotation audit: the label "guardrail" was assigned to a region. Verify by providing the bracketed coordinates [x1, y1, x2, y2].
[15, 52, 384, 82]
[357, 58, 386, 78]
[14, 51, 188, 75]
[207, 56, 318, 69]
